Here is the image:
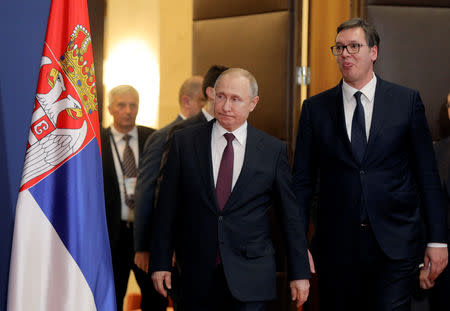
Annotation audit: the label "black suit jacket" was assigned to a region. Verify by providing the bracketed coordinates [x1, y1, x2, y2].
[134, 114, 209, 251]
[293, 77, 447, 269]
[101, 125, 155, 252]
[151, 120, 310, 302]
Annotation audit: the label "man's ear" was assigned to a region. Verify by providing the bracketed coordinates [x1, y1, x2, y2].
[181, 94, 191, 108]
[249, 96, 259, 112]
[370, 45, 378, 63]
[206, 87, 215, 101]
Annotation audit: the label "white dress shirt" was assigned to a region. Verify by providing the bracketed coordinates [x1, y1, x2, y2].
[342, 74, 446, 248]
[109, 125, 139, 221]
[202, 108, 214, 121]
[211, 121, 247, 190]
[342, 73, 376, 142]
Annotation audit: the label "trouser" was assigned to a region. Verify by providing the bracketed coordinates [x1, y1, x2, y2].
[184, 264, 267, 311]
[112, 221, 167, 311]
[318, 224, 420, 311]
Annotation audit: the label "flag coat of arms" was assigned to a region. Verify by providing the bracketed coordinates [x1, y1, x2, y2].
[8, 1, 115, 310]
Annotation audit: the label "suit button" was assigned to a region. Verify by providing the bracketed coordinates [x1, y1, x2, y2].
[360, 170, 366, 175]
[219, 216, 223, 221]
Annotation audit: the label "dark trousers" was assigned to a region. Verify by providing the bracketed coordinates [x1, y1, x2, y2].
[184, 265, 266, 311]
[428, 262, 450, 311]
[112, 221, 167, 311]
[318, 225, 420, 311]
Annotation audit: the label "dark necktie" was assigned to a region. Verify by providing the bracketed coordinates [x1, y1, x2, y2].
[351, 91, 367, 164]
[122, 134, 137, 208]
[216, 133, 235, 210]
[352, 92, 369, 223]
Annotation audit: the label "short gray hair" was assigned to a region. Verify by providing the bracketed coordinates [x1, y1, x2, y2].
[215, 68, 258, 98]
[108, 85, 139, 107]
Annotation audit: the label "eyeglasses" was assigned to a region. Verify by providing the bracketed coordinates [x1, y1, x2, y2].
[330, 43, 368, 56]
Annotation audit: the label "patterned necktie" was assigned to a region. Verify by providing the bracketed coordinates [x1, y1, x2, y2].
[351, 91, 367, 164]
[122, 134, 137, 208]
[216, 133, 235, 210]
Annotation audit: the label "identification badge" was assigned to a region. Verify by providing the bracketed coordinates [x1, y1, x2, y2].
[124, 177, 137, 196]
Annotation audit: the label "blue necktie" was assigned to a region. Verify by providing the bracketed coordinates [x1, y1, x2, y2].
[351, 91, 367, 164]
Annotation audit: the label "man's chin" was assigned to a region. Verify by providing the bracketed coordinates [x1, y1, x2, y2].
[217, 119, 234, 131]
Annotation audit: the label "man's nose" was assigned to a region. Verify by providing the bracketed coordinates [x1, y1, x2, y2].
[341, 46, 350, 57]
[223, 99, 232, 111]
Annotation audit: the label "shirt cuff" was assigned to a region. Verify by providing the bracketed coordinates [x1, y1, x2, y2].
[427, 243, 448, 248]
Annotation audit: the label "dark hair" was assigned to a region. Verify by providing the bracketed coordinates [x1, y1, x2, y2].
[202, 65, 228, 98]
[337, 18, 380, 49]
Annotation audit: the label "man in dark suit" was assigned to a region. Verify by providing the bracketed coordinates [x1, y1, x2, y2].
[292, 18, 448, 311]
[134, 76, 206, 272]
[151, 68, 311, 311]
[101, 85, 165, 311]
[417, 98, 450, 310]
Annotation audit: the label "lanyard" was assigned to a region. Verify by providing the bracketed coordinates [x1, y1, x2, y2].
[109, 130, 134, 207]
[109, 130, 127, 177]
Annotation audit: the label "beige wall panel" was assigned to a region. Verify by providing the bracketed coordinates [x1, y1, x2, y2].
[193, 11, 291, 141]
[194, 0, 289, 20]
[308, 0, 350, 97]
[103, 0, 160, 129]
[159, 0, 193, 128]
[368, 5, 450, 139]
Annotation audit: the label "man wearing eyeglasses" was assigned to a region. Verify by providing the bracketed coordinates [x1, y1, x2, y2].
[293, 18, 448, 311]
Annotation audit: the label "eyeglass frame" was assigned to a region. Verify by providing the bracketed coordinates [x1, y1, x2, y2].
[330, 43, 370, 56]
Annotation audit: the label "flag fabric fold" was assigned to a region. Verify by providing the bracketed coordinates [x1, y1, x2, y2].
[7, 1, 115, 310]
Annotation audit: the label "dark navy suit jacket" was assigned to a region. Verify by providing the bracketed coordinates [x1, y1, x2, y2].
[134, 115, 183, 252]
[293, 77, 447, 269]
[151, 120, 310, 302]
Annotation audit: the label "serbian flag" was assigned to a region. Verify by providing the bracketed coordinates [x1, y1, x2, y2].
[7, 1, 115, 310]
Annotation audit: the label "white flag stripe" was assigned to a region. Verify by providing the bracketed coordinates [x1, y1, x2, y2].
[7, 190, 97, 311]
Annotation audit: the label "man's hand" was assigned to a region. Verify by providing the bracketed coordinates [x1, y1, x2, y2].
[308, 250, 316, 274]
[290, 279, 310, 308]
[152, 271, 172, 297]
[424, 246, 448, 282]
[134, 251, 150, 273]
[419, 266, 435, 290]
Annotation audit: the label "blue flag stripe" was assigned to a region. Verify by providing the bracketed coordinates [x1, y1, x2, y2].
[29, 139, 115, 311]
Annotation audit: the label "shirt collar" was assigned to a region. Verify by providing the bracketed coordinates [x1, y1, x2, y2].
[213, 120, 247, 146]
[179, 113, 187, 120]
[202, 108, 214, 121]
[342, 73, 377, 103]
[110, 125, 138, 142]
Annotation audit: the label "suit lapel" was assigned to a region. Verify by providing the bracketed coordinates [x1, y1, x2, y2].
[328, 84, 357, 166]
[194, 120, 219, 213]
[365, 77, 390, 159]
[223, 124, 263, 212]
